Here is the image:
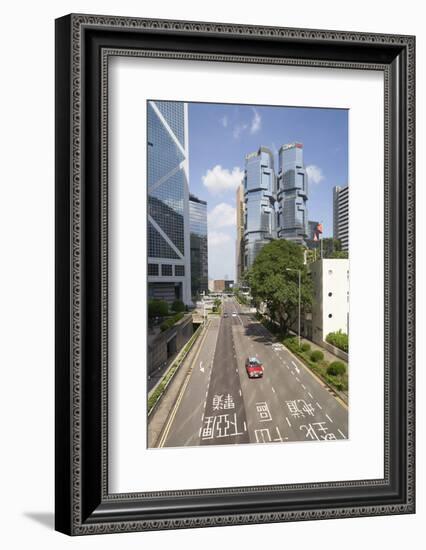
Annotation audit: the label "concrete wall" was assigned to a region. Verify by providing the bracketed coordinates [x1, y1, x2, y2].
[148, 314, 193, 375]
[311, 258, 349, 346]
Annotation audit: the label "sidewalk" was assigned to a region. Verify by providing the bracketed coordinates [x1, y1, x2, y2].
[147, 320, 210, 448]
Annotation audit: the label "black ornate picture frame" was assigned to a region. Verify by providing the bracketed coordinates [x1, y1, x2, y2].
[55, 14, 415, 535]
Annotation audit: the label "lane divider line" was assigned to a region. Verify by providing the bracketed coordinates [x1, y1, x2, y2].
[286, 417, 291, 428]
[326, 413, 333, 423]
[338, 429, 346, 439]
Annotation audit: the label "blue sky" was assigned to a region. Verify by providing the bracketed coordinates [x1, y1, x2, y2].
[188, 102, 348, 281]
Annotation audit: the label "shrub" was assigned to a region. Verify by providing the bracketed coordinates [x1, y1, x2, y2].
[327, 361, 346, 376]
[160, 312, 185, 332]
[300, 342, 311, 352]
[172, 299, 185, 313]
[148, 299, 169, 318]
[310, 350, 324, 362]
[326, 330, 349, 352]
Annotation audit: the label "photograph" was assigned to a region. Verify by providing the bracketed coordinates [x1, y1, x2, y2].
[147, 100, 349, 448]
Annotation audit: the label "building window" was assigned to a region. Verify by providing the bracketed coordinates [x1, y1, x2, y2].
[175, 265, 185, 276]
[148, 263, 159, 276]
[161, 264, 172, 276]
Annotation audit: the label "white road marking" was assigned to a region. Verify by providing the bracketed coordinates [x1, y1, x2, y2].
[199, 427, 202, 437]
[326, 414, 333, 423]
[200, 361, 204, 372]
[239, 389, 242, 397]
[271, 386, 276, 393]
[235, 368, 238, 373]
[203, 400, 206, 409]
[338, 429, 346, 439]
[301, 384, 306, 390]
[286, 417, 291, 428]
[296, 377, 300, 383]
[244, 421, 247, 432]
[291, 361, 300, 375]
[308, 392, 313, 399]
[286, 364, 290, 369]
[201, 413, 204, 420]
[291, 371, 295, 376]
[316, 401, 322, 410]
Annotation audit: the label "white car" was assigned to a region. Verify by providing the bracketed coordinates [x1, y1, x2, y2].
[232, 312, 237, 317]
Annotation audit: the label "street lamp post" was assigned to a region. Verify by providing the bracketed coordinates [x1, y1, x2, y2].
[286, 268, 301, 348]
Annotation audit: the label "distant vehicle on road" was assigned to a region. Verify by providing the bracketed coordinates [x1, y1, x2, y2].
[232, 312, 237, 317]
[245, 357, 264, 378]
[223, 313, 228, 318]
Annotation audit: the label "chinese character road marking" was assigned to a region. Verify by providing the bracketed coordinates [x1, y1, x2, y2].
[201, 413, 243, 440]
[212, 393, 235, 411]
[285, 399, 315, 418]
[254, 426, 284, 443]
[256, 401, 272, 422]
[300, 422, 337, 441]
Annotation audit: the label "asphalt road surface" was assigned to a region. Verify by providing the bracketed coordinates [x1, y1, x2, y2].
[156, 297, 348, 448]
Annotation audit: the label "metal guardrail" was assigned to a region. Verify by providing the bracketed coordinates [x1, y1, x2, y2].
[147, 321, 207, 417]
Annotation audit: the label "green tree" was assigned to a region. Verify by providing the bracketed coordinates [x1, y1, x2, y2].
[247, 240, 313, 334]
[171, 299, 185, 313]
[148, 299, 169, 318]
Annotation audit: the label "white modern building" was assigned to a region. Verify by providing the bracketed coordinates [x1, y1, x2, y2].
[310, 258, 349, 345]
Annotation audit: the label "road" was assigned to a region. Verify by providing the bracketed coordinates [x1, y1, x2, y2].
[155, 297, 348, 448]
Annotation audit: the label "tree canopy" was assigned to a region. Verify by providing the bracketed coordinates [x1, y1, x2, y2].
[247, 239, 313, 334]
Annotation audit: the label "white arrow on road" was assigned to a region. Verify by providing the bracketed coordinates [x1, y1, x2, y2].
[200, 361, 204, 373]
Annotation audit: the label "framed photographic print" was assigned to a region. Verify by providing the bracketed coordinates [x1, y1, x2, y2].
[55, 14, 415, 535]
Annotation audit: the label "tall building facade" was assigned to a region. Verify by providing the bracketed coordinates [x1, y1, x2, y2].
[333, 185, 349, 251]
[235, 182, 245, 283]
[189, 194, 208, 299]
[147, 100, 192, 304]
[243, 147, 276, 270]
[276, 143, 308, 245]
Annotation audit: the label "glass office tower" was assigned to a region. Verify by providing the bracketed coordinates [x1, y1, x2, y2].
[277, 143, 308, 245]
[189, 194, 208, 299]
[147, 100, 192, 304]
[235, 182, 245, 283]
[243, 147, 276, 270]
[333, 185, 349, 251]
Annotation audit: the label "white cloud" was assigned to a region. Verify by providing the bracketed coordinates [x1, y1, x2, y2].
[232, 123, 248, 139]
[208, 203, 236, 230]
[208, 231, 231, 247]
[220, 115, 228, 128]
[250, 108, 261, 134]
[306, 165, 325, 185]
[202, 165, 244, 195]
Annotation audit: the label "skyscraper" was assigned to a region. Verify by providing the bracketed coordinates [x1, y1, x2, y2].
[147, 100, 192, 304]
[276, 143, 308, 245]
[243, 147, 276, 270]
[189, 194, 208, 299]
[235, 182, 245, 283]
[333, 185, 349, 251]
